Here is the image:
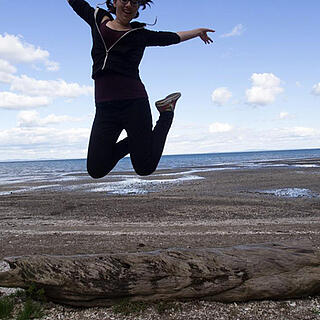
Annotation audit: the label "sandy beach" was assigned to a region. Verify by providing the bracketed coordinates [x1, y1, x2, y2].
[1, 158, 320, 319]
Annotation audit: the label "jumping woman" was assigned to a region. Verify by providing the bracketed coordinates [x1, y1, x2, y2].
[67, 0, 214, 178]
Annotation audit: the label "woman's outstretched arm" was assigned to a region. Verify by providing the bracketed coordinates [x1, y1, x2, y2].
[177, 28, 215, 44]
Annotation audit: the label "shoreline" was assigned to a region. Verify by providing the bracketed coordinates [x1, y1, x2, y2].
[1, 162, 320, 256]
[1, 157, 320, 196]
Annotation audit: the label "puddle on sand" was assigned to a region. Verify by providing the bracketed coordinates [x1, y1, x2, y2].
[256, 188, 319, 199]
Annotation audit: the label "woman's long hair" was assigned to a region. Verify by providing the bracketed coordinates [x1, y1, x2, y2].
[105, 0, 153, 18]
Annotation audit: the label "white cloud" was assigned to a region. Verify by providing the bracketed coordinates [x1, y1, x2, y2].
[0, 69, 93, 102]
[0, 58, 16, 83]
[9, 75, 93, 98]
[211, 87, 232, 106]
[1, 119, 320, 161]
[250, 73, 281, 88]
[279, 112, 289, 119]
[0, 122, 90, 161]
[0, 58, 16, 74]
[165, 121, 320, 156]
[246, 73, 283, 105]
[209, 122, 233, 133]
[17, 111, 83, 127]
[287, 127, 318, 137]
[221, 24, 245, 38]
[0, 34, 92, 108]
[311, 83, 320, 96]
[43, 61, 60, 72]
[0, 33, 59, 71]
[0, 92, 50, 109]
[0, 126, 90, 150]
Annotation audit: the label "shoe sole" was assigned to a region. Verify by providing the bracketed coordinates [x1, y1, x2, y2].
[155, 92, 181, 108]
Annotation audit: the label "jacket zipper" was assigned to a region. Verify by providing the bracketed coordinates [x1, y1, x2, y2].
[94, 8, 144, 71]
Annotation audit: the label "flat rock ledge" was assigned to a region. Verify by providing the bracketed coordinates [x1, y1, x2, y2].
[0, 243, 319, 307]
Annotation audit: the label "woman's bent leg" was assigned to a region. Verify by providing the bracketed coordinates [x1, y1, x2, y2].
[87, 106, 129, 178]
[123, 98, 173, 176]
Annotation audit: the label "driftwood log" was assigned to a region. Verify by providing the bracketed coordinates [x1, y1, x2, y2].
[0, 243, 320, 307]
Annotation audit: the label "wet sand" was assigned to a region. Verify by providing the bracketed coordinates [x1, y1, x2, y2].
[0, 159, 320, 319]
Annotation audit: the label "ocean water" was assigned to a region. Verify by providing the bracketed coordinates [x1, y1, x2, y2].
[0, 148, 320, 196]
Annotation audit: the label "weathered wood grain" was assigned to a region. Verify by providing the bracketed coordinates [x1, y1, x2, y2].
[0, 243, 319, 306]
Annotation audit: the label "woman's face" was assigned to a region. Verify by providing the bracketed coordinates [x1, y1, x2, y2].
[113, 0, 140, 23]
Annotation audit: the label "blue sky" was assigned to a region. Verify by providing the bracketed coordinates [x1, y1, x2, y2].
[0, 0, 319, 161]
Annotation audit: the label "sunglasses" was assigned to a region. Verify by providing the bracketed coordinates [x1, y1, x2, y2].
[119, 0, 142, 7]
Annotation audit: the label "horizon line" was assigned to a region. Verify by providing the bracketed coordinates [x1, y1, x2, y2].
[1, 147, 320, 163]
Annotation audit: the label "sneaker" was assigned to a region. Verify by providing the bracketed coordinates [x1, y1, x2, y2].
[155, 92, 181, 112]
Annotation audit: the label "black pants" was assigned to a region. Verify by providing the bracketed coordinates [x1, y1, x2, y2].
[87, 98, 173, 178]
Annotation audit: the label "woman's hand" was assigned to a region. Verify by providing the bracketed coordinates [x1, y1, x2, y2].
[177, 28, 215, 44]
[198, 28, 215, 44]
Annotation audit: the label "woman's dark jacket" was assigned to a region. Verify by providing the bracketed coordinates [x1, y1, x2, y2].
[68, 0, 181, 80]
